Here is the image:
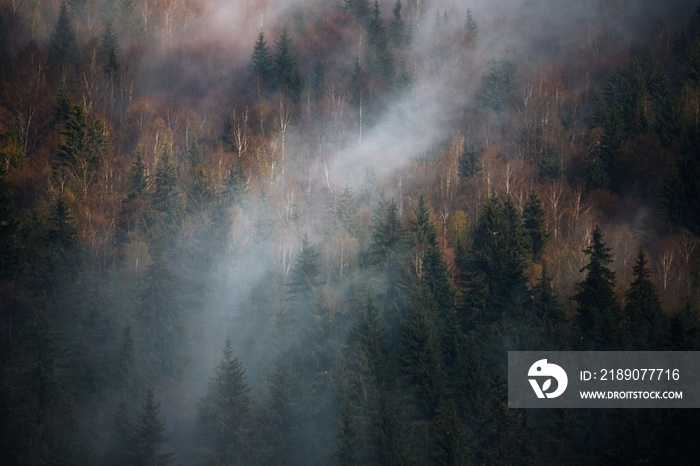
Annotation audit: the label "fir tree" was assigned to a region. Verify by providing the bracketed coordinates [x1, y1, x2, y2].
[127, 151, 147, 199]
[249, 32, 274, 95]
[132, 386, 175, 466]
[465, 9, 478, 43]
[100, 21, 120, 77]
[572, 226, 622, 349]
[287, 235, 321, 301]
[457, 142, 481, 179]
[134, 252, 183, 377]
[273, 28, 303, 100]
[198, 337, 253, 465]
[49, 2, 81, 75]
[522, 191, 549, 256]
[625, 249, 666, 350]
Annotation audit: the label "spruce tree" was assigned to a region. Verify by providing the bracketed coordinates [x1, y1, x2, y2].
[49, 2, 81, 75]
[249, 32, 274, 95]
[522, 191, 549, 257]
[286, 235, 321, 301]
[134, 252, 183, 377]
[625, 249, 665, 350]
[198, 337, 253, 465]
[273, 28, 303, 100]
[572, 226, 622, 349]
[132, 386, 175, 466]
[457, 142, 481, 179]
[100, 21, 120, 77]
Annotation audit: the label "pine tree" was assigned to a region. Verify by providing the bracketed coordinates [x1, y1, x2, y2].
[457, 142, 481, 179]
[127, 151, 147, 199]
[49, 2, 81, 75]
[100, 21, 120, 77]
[572, 226, 622, 349]
[132, 386, 175, 466]
[465, 9, 478, 43]
[249, 32, 274, 95]
[532, 263, 567, 350]
[273, 28, 303, 100]
[389, 1, 407, 49]
[625, 249, 666, 350]
[522, 191, 549, 257]
[198, 337, 253, 465]
[287, 235, 321, 301]
[461, 195, 529, 322]
[134, 252, 183, 376]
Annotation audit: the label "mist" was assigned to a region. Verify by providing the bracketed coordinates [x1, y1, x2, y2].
[0, 0, 698, 464]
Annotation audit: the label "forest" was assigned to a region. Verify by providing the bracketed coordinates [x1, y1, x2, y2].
[0, 0, 699, 464]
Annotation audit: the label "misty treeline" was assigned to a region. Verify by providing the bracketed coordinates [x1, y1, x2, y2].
[0, 0, 699, 464]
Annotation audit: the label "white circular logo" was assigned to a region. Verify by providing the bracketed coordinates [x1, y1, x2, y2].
[528, 359, 568, 399]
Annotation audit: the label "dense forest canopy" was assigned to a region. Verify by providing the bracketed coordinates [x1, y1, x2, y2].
[0, 0, 699, 464]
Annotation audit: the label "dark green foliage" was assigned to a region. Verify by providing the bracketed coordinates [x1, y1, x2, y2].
[532, 263, 567, 350]
[457, 142, 481, 179]
[56, 104, 108, 178]
[367, 1, 394, 81]
[522, 191, 549, 256]
[0, 164, 19, 278]
[461, 195, 530, 322]
[389, 1, 407, 49]
[475, 376, 533, 466]
[572, 226, 622, 349]
[433, 401, 470, 466]
[100, 21, 120, 76]
[151, 149, 184, 240]
[132, 386, 176, 466]
[49, 2, 81, 74]
[350, 59, 367, 110]
[249, 32, 274, 94]
[465, 9, 478, 43]
[1, 310, 92, 465]
[659, 156, 700, 234]
[127, 151, 147, 199]
[223, 160, 246, 205]
[625, 249, 666, 349]
[400, 300, 447, 416]
[47, 195, 79, 252]
[185, 136, 212, 213]
[479, 59, 517, 112]
[54, 84, 71, 126]
[273, 28, 303, 100]
[333, 399, 359, 466]
[287, 235, 321, 301]
[134, 253, 183, 377]
[345, 0, 372, 27]
[198, 337, 253, 465]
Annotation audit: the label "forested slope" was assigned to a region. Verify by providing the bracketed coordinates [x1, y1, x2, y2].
[0, 0, 699, 464]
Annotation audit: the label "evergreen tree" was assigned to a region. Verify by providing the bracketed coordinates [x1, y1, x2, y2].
[151, 148, 184, 241]
[522, 191, 549, 256]
[249, 32, 274, 95]
[134, 252, 183, 377]
[0, 164, 19, 278]
[198, 337, 253, 465]
[532, 263, 567, 350]
[461, 195, 530, 322]
[273, 28, 303, 100]
[389, 0, 407, 49]
[127, 151, 147, 199]
[345, 0, 372, 27]
[100, 21, 120, 77]
[57, 104, 107, 178]
[49, 2, 81, 75]
[287, 235, 321, 301]
[457, 142, 481, 179]
[132, 386, 176, 466]
[465, 9, 478, 44]
[625, 249, 666, 350]
[333, 399, 359, 466]
[475, 376, 533, 466]
[223, 160, 246, 205]
[433, 400, 470, 466]
[572, 226, 622, 349]
[479, 59, 517, 112]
